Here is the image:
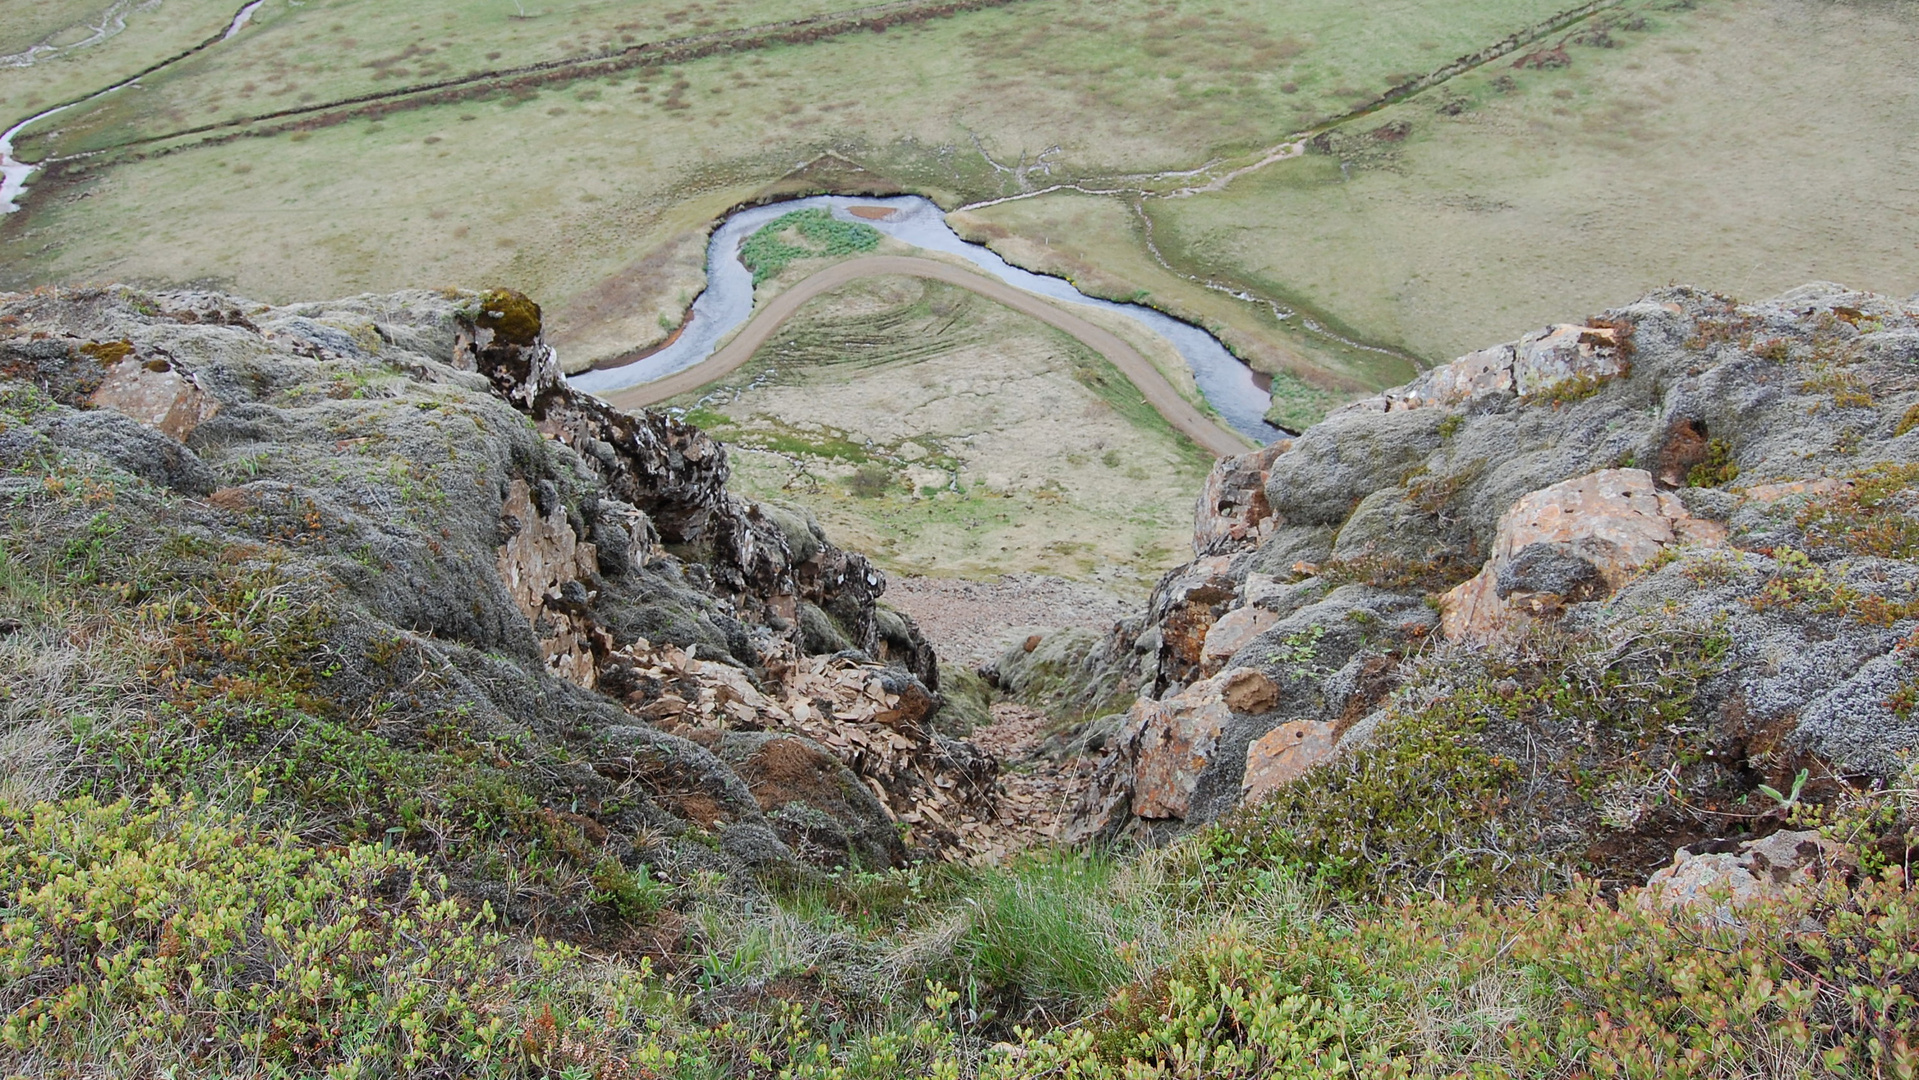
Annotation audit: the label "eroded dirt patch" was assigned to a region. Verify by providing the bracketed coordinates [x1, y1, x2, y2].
[965, 703, 1097, 858]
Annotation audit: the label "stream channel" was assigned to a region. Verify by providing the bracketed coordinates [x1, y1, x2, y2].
[568, 195, 1284, 444]
[1, 1, 267, 215]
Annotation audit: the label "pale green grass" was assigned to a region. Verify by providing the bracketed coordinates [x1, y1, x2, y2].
[11, 0, 1915, 402]
[1149, 0, 1919, 363]
[952, 191, 1417, 396]
[672, 276, 1209, 589]
[6, 0, 1569, 376]
[0, 0, 243, 121]
[25, 0, 858, 153]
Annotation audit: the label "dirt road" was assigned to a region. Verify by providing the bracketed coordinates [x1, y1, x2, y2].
[595, 254, 1254, 459]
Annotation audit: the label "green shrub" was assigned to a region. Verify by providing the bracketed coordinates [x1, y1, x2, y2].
[1685, 437, 1740, 487]
[849, 461, 894, 498]
[740, 208, 882, 285]
[1795, 463, 1919, 559]
[0, 793, 639, 1077]
[1213, 622, 1731, 901]
[1002, 867, 1919, 1080]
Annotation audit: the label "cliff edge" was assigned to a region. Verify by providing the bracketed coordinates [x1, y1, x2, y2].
[1042, 282, 1919, 896]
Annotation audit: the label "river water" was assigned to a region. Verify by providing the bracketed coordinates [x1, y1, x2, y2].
[568, 195, 1283, 444]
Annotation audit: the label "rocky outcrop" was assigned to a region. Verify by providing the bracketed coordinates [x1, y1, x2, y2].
[1069, 583, 1436, 841]
[1639, 830, 1849, 918]
[1194, 439, 1288, 556]
[1342, 320, 1632, 414]
[452, 289, 932, 686]
[1066, 282, 1919, 886]
[601, 638, 994, 861]
[0, 283, 979, 892]
[1439, 468, 1728, 641]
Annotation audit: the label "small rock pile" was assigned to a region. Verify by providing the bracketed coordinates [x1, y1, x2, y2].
[596, 637, 998, 861]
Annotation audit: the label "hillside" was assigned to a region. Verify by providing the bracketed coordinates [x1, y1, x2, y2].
[3, 279, 1916, 1076]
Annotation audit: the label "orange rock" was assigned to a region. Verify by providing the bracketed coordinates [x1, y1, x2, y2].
[1241, 720, 1338, 805]
[1220, 668, 1280, 714]
[1440, 468, 1727, 642]
[88, 358, 221, 441]
[1127, 679, 1233, 819]
[1194, 440, 1289, 556]
[1741, 477, 1849, 503]
[1200, 605, 1278, 674]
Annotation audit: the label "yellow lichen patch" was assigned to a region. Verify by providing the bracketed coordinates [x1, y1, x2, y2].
[79, 339, 135, 366]
[477, 288, 542, 346]
[1894, 401, 1919, 438]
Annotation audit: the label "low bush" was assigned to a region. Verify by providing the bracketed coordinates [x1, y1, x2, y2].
[740, 209, 882, 285]
[1211, 621, 1734, 901]
[0, 793, 671, 1078]
[1013, 867, 1918, 1080]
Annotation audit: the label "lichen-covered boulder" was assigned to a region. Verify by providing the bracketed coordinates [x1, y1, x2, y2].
[1340, 320, 1632, 414]
[1066, 282, 1919, 878]
[1440, 468, 1728, 641]
[1194, 440, 1288, 556]
[1638, 830, 1849, 919]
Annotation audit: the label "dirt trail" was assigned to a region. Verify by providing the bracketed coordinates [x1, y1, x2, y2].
[598, 254, 1252, 458]
[966, 703, 1094, 857]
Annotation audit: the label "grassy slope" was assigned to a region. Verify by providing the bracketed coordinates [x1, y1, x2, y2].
[668, 275, 1212, 591]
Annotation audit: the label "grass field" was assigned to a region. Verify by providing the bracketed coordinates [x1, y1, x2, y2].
[4, 0, 1916, 423]
[2, 0, 1572, 365]
[1142, 0, 1919, 363]
[666, 274, 1212, 590]
[0, 0, 246, 123]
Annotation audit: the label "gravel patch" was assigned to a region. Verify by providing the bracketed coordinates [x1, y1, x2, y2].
[886, 573, 1139, 667]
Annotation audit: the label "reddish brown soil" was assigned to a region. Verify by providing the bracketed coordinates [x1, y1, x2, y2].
[740, 735, 848, 812]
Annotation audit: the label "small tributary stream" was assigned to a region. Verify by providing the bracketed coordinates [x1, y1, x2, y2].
[568, 195, 1284, 444]
[1, 0, 268, 214]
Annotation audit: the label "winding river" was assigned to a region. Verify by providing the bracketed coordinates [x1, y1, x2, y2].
[568, 195, 1284, 445]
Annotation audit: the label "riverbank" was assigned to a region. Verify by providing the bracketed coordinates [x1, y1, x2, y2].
[601, 253, 1253, 458]
[573, 194, 1280, 447]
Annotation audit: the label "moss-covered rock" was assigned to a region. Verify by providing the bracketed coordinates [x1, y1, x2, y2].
[475, 287, 542, 346]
